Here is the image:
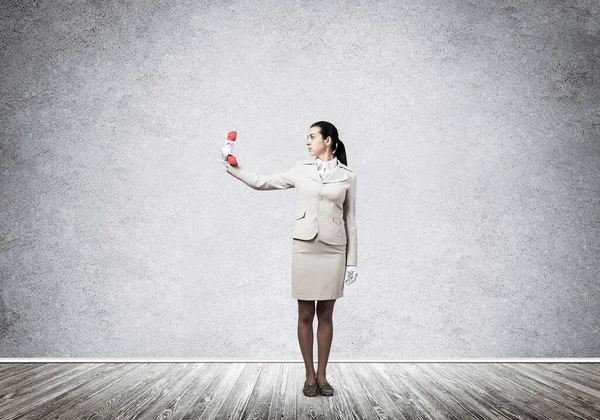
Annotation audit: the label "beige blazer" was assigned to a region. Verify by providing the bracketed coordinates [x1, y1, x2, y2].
[226, 159, 357, 266]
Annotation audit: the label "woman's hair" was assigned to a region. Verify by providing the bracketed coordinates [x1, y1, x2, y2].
[310, 121, 348, 166]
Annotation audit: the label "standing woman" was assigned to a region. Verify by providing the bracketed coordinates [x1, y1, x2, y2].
[221, 121, 358, 397]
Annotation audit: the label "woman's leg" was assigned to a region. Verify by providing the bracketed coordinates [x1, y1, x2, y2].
[315, 299, 336, 383]
[297, 299, 317, 382]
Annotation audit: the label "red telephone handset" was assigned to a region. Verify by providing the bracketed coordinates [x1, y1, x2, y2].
[226, 131, 238, 166]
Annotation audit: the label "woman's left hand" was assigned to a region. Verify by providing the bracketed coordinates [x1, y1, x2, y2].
[344, 265, 358, 285]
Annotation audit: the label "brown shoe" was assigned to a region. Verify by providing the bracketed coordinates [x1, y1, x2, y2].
[317, 381, 334, 396]
[303, 381, 318, 397]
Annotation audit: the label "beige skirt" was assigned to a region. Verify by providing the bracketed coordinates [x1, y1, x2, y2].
[291, 234, 346, 300]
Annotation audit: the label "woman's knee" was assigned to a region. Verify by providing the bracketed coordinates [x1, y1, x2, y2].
[316, 300, 335, 322]
[298, 311, 315, 324]
[298, 300, 315, 323]
[316, 311, 333, 323]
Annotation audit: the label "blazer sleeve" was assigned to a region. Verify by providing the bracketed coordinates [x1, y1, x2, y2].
[343, 173, 357, 266]
[226, 163, 296, 190]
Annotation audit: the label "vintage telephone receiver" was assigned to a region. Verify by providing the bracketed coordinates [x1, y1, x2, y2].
[225, 130, 238, 166]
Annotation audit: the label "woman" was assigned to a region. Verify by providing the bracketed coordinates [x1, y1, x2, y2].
[221, 121, 358, 397]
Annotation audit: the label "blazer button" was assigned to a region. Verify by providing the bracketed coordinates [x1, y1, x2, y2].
[319, 197, 323, 200]
[318, 212, 322, 216]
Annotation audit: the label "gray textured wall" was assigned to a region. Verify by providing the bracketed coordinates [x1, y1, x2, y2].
[1, 0, 598, 358]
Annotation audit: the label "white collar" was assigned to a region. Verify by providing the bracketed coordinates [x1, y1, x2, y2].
[315, 156, 338, 171]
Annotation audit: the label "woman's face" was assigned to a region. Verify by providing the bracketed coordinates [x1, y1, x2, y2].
[306, 127, 332, 157]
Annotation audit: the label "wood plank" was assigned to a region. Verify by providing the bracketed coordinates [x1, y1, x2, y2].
[240, 362, 279, 419]
[267, 362, 297, 420]
[335, 363, 379, 418]
[290, 362, 299, 420]
[67, 363, 174, 420]
[0, 363, 38, 373]
[0, 363, 23, 375]
[495, 363, 600, 418]
[0, 363, 87, 392]
[87, 363, 193, 420]
[0, 363, 72, 394]
[416, 363, 520, 420]
[165, 363, 226, 420]
[0, 363, 47, 381]
[115, 363, 208, 420]
[318, 364, 334, 420]
[101, 363, 196, 420]
[428, 363, 543, 420]
[476, 363, 589, 419]
[210, 363, 263, 420]
[322, 362, 364, 420]
[141, 363, 213, 420]
[295, 361, 321, 420]
[0, 362, 599, 419]
[398, 363, 482, 419]
[313, 362, 335, 420]
[541, 363, 600, 386]
[180, 363, 245, 420]
[350, 362, 407, 419]
[20, 363, 143, 420]
[584, 364, 600, 374]
[385, 363, 459, 419]
[0, 363, 104, 416]
[365, 363, 429, 419]
[448, 363, 557, 420]
[519, 363, 600, 400]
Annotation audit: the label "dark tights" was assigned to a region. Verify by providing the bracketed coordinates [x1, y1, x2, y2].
[297, 299, 336, 383]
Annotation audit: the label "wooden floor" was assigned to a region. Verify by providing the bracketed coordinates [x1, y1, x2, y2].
[0, 362, 599, 419]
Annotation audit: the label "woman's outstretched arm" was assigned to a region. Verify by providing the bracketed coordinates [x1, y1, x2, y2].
[226, 163, 297, 190]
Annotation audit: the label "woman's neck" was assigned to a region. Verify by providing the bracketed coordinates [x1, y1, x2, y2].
[317, 154, 335, 162]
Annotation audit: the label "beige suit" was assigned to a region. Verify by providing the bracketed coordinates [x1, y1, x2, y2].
[225, 159, 357, 266]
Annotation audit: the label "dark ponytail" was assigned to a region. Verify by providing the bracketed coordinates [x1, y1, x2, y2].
[310, 121, 348, 166]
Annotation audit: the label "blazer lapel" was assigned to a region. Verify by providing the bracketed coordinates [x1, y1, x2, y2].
[306, 162, 322, 182]
[322, 166, 348, 183]
[304, 162, 348, 183]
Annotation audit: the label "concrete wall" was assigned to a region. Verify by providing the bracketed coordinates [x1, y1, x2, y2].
[1, 0, 598, 357]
